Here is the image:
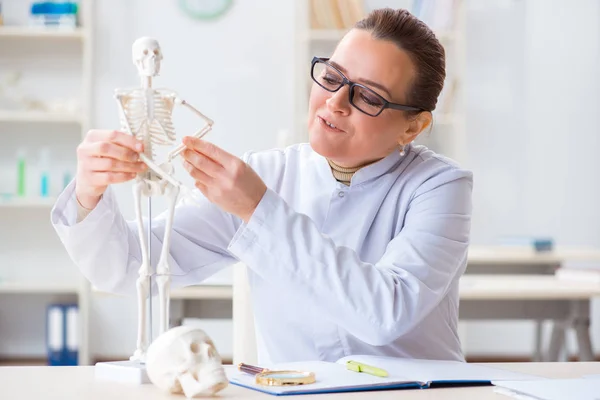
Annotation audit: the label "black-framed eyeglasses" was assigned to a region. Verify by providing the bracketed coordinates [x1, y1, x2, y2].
[311, 57, 424, 117]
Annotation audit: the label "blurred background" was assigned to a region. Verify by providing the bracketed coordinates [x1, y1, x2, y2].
[0, 0, 599, 366]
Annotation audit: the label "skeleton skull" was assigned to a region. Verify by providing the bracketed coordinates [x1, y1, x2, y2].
[146, 325, 229, 398]
[132, 37, 163, 77]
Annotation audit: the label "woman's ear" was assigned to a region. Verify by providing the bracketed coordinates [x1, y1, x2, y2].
[402, 112, 432, 143]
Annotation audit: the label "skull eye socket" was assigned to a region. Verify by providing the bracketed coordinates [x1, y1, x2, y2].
[189, 342, 200, 354]
[143, 49, 149, 55]
[153, 49, 159, 56]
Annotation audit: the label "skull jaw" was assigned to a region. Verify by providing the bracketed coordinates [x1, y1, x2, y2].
[136, 60, 161, 78]
[177, 366, 228, 398]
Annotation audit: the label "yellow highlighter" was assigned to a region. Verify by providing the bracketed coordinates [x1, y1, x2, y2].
[346, 360, 389, 377]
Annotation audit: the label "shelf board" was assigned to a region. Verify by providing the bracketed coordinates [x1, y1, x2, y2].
[0, 282, 79, 294]
[0, 26, 86, 39]
[0, 110, 82, 124]
[92, 284, 233, 300]
[0, 358, 48, 366]
[171, 285, 233, 300]
[0, 197, 56, 208]
[307, 29, 455, 42]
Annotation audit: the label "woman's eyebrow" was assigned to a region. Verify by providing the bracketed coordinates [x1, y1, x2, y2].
[329, 60, 393, 98]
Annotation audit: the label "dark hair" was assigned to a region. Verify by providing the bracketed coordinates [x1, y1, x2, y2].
[354, 8, 446, 114]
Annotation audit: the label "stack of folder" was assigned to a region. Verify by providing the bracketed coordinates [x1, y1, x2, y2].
[46, 303, 78, 366]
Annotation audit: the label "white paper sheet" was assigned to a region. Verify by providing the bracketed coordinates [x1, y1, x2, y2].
[493, 379, 600, 400]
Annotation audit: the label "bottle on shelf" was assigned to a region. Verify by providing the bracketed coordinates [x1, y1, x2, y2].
[16, 148, 27, 197]
[29, 2, 79, 29]
[39, 147, 50, 198]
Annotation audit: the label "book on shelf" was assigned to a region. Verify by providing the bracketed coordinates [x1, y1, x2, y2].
[310, 0, 364, 30]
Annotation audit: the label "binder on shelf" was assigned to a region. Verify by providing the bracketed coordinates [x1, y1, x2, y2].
[46, 303, 79, 366]
[46, 304, 63, 366]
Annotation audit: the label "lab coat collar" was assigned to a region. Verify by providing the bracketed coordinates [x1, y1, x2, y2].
[312, 144, 406, 188]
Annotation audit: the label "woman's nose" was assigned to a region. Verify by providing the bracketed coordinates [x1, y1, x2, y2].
[325, 85, 351, 115]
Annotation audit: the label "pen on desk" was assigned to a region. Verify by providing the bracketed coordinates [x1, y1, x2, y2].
[346, 360, 388, 377]
[238, 362, 269, 375]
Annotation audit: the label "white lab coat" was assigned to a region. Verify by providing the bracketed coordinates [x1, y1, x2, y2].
[51, 142, 473, 364]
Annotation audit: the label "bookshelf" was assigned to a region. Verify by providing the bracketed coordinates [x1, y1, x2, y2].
[0, 0, 94, 365]
[293, 0, 467, 166]
[0, 26, 87, 39]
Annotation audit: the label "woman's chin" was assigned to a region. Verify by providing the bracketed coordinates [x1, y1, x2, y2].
[309, 132, 340, 159]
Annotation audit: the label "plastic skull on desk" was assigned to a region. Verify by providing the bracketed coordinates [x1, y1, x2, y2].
[146, 325, 229, 398]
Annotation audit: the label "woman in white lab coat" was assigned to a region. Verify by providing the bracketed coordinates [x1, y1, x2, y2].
[52, 8, 472, 363]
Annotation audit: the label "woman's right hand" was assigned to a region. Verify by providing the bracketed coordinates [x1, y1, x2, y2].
[75, 130, 147, 209]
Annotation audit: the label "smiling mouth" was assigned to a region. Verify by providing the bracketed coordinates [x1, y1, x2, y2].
[318, 116, 345, 133]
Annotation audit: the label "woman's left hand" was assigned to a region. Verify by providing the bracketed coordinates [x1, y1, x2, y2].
[181, 136, 267, 222]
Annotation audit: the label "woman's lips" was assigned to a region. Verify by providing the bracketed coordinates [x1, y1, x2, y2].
[318, 116, 345, 133]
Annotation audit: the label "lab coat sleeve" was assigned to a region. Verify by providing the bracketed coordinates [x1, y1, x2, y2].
[51, 180, 239, 295]
[227, 169, 472, 346]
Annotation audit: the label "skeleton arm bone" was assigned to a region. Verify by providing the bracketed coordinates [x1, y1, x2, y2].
[167, 98, 214, 161]
[115, 94, 181, 188]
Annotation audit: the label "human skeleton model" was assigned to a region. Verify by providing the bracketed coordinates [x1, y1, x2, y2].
[115, 37, 213, 362]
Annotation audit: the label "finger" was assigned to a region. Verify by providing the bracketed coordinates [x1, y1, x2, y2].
[183, 137, 233, 166]
[88, 171, 137, 185]
[88, 157, 147, 173]
[183, 160, 214, 185]
[182, 148, 222, 178]
[194, 181, 208, 195]
[87, 130, 144, 152]
[88, 141, 141, 162]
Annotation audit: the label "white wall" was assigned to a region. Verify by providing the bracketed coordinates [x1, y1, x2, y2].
[465, 0, 600, 357]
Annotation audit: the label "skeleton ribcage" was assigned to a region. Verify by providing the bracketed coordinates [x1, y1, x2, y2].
[118, 89, 177, 160]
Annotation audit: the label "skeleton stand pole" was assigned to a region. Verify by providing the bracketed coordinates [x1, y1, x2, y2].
[147, 197, 153, 346]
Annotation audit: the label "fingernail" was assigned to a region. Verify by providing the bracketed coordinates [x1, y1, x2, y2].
[136, 142, 143, 151]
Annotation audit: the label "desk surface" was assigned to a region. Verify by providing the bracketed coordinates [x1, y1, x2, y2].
[460, 274, 600, 300]
[467, 246, 600, 265]
[1, 362, 598, 399]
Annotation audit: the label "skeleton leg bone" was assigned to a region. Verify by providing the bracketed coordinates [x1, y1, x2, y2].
[155, 182, 179, 335]
[131, 180, 151, 362]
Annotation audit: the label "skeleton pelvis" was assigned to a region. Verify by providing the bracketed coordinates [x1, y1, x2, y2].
[137, 162, 175, 197]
